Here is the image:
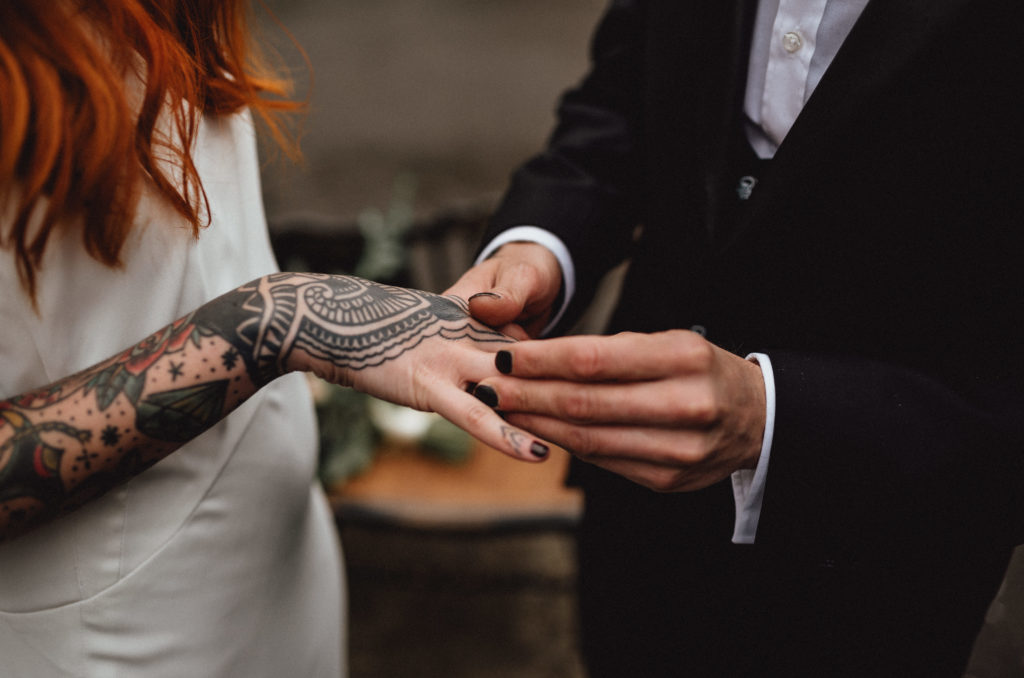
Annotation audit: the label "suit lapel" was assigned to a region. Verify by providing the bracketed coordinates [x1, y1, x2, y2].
[727, 0, 972, 245]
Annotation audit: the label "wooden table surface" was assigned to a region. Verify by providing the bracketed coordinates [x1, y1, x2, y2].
[330, 441, 582, 530]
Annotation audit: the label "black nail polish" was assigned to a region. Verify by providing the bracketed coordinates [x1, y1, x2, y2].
[469, 292, 502, 301]
[473, 384, 499, 408]
[465, 382, 478, 393]
[496, 350, 513, 374]
[530, 442, 549, 458]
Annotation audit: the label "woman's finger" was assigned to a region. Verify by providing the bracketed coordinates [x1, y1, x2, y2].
[430, 386, 552, 463]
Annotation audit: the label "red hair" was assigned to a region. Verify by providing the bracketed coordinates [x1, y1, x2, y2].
[0, 0, 302, 299]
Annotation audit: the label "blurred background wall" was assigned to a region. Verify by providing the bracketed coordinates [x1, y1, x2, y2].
[257, 0, 605, 241]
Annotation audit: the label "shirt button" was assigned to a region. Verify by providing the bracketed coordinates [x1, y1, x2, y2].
[782, 31, 803, 53]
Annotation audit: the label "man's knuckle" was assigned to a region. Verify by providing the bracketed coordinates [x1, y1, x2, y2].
[649, 469, 683, 493]
[561, 391, 593, 421]
[680, 438, 712, 464]
[564, 427, 595, 455]
[663, 330, 708, 368]
[566, 341, 603, 379]
[663, 383, 693, 420]
[574, 448, 596, 463]
[697, 341, 717, 368]
[687, 394, 720, 425]
[508, 261, 542, 293]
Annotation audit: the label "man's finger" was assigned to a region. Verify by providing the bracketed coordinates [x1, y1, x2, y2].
[501, 413, 737, 492]
[494, 330, 713, 381]
[474, 377, 718, 427]
[445, 262, 498, 301]
[467, 289, 527, 328]
[497, 323, 531, 341]
[500, 412, 710, 466]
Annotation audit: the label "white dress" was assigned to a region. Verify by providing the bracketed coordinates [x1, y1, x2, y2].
[0, 111, 345, 677]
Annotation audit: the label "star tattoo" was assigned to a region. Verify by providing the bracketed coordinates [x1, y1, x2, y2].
[169, 361, 184, 381]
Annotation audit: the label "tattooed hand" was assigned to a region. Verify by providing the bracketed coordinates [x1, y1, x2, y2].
[0, 273, 551, 541]
[208, 273, 553, 459]
[468, 330, 766, 493]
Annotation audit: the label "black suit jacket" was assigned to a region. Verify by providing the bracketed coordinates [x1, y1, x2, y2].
[483, 1, 1024, 675]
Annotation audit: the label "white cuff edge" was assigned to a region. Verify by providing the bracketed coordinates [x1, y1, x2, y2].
[731, 352, 776, 544]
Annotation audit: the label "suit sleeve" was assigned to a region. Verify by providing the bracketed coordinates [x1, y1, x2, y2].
[759, 347, 1024, 556]
[484, 0, 648, 330]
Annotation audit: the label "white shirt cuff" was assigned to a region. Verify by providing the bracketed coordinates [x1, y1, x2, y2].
[475, 226, 575, 336]
[731, 352, 776, 544]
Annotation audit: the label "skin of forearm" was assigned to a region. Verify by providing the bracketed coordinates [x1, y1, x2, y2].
[1, 272, 511, 542]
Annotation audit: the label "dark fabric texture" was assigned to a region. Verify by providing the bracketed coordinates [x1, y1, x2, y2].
[483, 0, 1024, 675]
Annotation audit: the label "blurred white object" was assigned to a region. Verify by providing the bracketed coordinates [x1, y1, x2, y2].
[368, 398, 438, 443]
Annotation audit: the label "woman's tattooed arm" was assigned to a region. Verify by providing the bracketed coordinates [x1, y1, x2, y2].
[0, 274, 550, 542]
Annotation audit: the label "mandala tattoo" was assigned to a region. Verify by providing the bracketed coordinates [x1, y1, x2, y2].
[286, 275, 509, 370]
[198, 274, 511, 385]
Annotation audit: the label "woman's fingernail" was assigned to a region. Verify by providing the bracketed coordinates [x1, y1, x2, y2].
[473, 384, 499, 408]
[530, 442, 549, 458]
[469, 292, 502, 301]
[496, 350, 513, 374]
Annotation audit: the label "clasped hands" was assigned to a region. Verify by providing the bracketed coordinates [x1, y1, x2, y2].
[447, 243, 766, 492]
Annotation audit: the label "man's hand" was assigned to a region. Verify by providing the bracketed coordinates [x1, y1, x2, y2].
[470, 329, 766, 492]
[445, 242, 562, 339]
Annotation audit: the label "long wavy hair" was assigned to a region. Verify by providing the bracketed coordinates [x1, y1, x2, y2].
[0, 0, 302, 299]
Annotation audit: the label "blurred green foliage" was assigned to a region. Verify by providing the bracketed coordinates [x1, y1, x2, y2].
[287, 174, 475, 487]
